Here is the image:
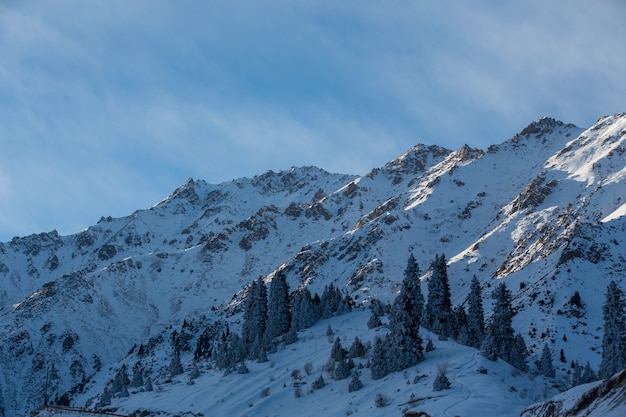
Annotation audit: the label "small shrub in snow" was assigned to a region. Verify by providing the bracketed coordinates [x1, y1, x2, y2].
[323, 358, 336, 374]
[375, 392, 391, 407]
[425, 338, 435, 352]
[260, 387, 270, 398]
[312, 374, 326, 390]
[304, 362, 314, 375]
[433, 363, 451, 391]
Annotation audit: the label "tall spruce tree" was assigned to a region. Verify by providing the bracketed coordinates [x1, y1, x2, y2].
[242, 278, 268, 360]
[291, 287, 319, 331]
[509, 333, 529, 372]
[264, 270, 291, 348]
[482, 282, 515, 363]
[370, 336, 390, 380]
[538, 343, 555, 378]
[600, 280, 626, 378]
[388, 253, 424, 371]
[466, 275, 485, 349]
[425, 254, 452, 338]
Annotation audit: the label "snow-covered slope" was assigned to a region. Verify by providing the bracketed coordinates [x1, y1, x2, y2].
[2, 113, 626, 417]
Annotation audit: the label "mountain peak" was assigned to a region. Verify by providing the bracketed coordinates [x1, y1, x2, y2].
[516, 116, 576, 139]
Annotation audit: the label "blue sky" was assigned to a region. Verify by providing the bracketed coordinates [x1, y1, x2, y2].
[1, 0, 625, 240]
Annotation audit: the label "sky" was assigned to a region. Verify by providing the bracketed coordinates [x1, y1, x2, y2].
[0, 0, 625, 241]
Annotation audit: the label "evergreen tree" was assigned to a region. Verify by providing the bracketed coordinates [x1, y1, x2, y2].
[215, 328, 245, 372]
[483, 282, 515, 362]
[466, 275, 485, 349]
[348, 371, 363, 392]
[130, 362, 144, 388]
[311, 374, 326, 390]
[169, 350, 184, 377]
[290, 287, 319, 331]
[265, 270, 291, 348]
[509, 333, 529, 372]
[538, 343, 555, 378]
[349, 336, 366, 358]
[111, 365, 130, 397]
[242, 278, 268, 360]
[367, 299, 384, 329]
[331, 337, 346, 362]
[334, 359, 351, 380]
[451, 304, 468, 342]
[600, 280, 626, 379]
[571, 360, 596, 386]
[99, 387, 112, 406]
[572, 361, 582, 387]
[321, 283, 341, 318]
[387, 253, 424, 371]
[582, 361, 597, 383]
[432, 364, 451, 391]
[144, 377, 154, 392]
[425, 254, 452, 338]
[370, 336, 390, 380]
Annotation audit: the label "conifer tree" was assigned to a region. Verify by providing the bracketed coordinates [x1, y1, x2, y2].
[387, 253, 424, 370]
[130, 362, 144, 388]
[509, 333, 529, 372]
[331, 337, 346, 362]
[432, 363, 451, 391]
[466, 275, 485, 349]
[334, 359, 351, 380]
[367, 299, 384, 329]
[538, 343, 555, 378]
[111, 365, 130, 397]
[582, 361, 597, 383]
[451, 304, 468, 342]
[600, 280, 626, 379]
[169, 350, 183, 377]
[483, 282, 515, 362]
[242, 278, 269, 360]
[348, 371, 363, 392]
[425, 254, 452, 338]
[290, 287, 319, 331]
[370, 336, 390, 380]
[265, 270, 291, 348]
[349, 336, 366, 358]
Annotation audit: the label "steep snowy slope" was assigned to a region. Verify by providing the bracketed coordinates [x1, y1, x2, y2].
[2, 113, 626, 416]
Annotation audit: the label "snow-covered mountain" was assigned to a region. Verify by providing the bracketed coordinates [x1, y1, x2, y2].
[2, 113, 626, 417]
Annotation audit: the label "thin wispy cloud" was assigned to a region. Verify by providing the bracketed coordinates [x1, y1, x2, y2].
[0, 0, 625, 240]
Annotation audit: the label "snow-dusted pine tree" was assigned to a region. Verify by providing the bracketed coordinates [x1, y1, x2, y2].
[483, 282, 515, 362]
[242, 278, 269, 360]
[387, 253, 424, 371]
[331, 337, 346, 362]
[432, 363, 451, 391]
[370, 336, 390, 380]
[466, 275, 485, 349]
[424, 254, 452, 338]
[538, 343, 555, 378]
[264, 270, 291, 348]
[348, 371, 363, 392]
[600, 280, 626, 379]
[349, 336, 366, 358]
[290, 287, 319, 331]
[509, 333, 529, 372]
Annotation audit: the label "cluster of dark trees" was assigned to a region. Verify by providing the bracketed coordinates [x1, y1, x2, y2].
[204, 271, 352, 373]
[370, 253, 531, 380]
[102, 259, 626, 403]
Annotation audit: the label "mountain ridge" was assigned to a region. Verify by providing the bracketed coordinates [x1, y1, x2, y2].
[1, 113, 626, 416]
